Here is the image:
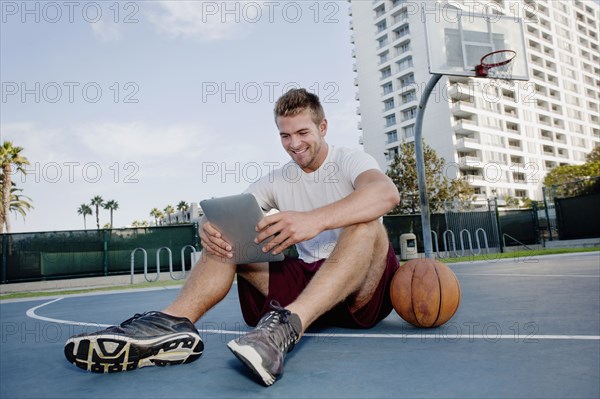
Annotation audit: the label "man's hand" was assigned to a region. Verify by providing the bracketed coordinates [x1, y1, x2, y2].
[200, 221, 234, 260]
[255, 211, 323, 255]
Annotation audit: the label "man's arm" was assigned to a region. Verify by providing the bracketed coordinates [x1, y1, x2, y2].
[256, 169, 399, 255]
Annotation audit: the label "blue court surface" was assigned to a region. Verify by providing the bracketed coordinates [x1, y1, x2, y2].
[1, 252, 599, 399]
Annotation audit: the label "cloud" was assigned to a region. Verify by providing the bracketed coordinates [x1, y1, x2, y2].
[0, 122, 70, 163]
[146, 1, 250, 41]
[90, 20, 123, 42]
[77, 122, 208, 159]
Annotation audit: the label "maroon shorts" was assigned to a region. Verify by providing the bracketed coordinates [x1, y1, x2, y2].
[237, 242, 399, 329]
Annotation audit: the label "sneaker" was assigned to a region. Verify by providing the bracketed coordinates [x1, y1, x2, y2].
[64, 311, 203, 373]
[227, 301, 302, 386]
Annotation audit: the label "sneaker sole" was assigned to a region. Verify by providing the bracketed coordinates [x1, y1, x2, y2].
[64, 333, 203, 373]
[227, 340, 275, 386]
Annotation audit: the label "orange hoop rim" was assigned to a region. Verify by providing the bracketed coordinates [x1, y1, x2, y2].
[475, 50, 516, 77]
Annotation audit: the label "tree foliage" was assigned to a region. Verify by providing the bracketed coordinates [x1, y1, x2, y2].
[386, 140, 474, 215]
[90, 195, 104, 230]
[543, 147, 600, 198]
[585, 146, 600, 163]
[104, 199, 119, 228]
[0, 141, 31, 233]
[77, 204, 92, 229]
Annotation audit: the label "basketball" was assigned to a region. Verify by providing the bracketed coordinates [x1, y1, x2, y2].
[390, 258, 461, 328]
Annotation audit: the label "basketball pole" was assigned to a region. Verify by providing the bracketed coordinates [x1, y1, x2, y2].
[414, 73, 443, 259]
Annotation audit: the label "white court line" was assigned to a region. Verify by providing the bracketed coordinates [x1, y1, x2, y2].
[25, 298, 600, 341]
[455, 273, 600, 278]
[25, 297, 111, 328]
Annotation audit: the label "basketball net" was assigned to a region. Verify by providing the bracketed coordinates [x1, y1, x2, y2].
[476, 50, 516, 88]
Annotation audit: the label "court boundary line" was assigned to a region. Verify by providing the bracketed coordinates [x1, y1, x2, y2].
[25, 297, 600, 341]
[455, 273, 600, 278]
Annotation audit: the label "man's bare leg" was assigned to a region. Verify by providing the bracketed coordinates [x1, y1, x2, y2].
[163, 254, 235, 322]
[285, 220, 389, 332]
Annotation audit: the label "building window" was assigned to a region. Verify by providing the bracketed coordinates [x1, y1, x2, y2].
[377, 35, 389, 49]
[515, 190, 527, 198]
[394, 25, 409, 40]
[385, 147, 399, 162]
[392, 10, 408, 24]
[386, 130, 398, 144]
[402, 107, 417, 121]
[392, 0, 406, 9]
[382, 82, 393, 95]
[403, 125, 415, 139]
[402, 92, 416, 104]
[399, 73, 415, 88]
[401, 90, 416, 104]
[379, 51, 389, 64]
[385, 114, 397, 127]
[380, 66, 392, 80]
[384, 98, 395, 111]
[396, 41, 410, 55]
[396, 56, 413, 72]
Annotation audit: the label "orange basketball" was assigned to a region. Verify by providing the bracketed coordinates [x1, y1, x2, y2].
[390, 258, 461, 328]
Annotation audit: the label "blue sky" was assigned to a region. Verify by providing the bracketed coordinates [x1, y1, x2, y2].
[0, 1, 362, 232]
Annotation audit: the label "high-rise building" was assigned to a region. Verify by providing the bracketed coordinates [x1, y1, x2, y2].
[350, 0, 600, 201]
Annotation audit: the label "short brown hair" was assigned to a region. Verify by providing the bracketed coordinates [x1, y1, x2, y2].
[274, 88, 325, 125]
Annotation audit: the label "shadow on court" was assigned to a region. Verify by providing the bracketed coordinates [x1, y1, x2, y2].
[1, 252, 599, 399]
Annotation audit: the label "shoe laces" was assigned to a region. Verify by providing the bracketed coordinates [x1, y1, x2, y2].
[120, 312, 152, 327]
[256, 301, 299, 353]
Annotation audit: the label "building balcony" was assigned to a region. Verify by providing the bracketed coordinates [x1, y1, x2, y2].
[458, 156, 483, 169]
[450, 101, 477, 117]
[447, 84, 474, 101]
[460, 172, 486, 185]
[452, 120, 478, 135]
[455, 137, 481, 150]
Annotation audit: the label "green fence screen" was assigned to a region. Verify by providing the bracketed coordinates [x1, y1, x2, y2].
[1, 224, 200, 284]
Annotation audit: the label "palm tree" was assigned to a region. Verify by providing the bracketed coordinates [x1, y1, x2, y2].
[1, 178, 33, 224]
[164, 205, 175, 224]
[176, 201, 189, 223]
[150, 208, 163, 226]
[103, 200, 119, 228]
[90, 195, 104, 229]
[77, 204, 93, 229]
[0, 141, 30, 233]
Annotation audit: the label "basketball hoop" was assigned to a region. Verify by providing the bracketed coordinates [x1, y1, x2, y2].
[475, 50, 517, 85]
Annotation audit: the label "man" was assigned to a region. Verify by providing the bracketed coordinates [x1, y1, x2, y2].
[64, 88, 400, 386]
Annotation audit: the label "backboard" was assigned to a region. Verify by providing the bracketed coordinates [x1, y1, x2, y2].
[423, 4, 529, 80]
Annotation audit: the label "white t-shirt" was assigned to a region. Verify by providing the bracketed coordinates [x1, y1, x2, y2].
[244, 145, 381, 263]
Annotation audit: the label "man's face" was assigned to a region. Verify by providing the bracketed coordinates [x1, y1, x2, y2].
[276, 109, 328, 173]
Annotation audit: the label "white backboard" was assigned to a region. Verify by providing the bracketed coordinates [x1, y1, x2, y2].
[423, 4, 530, 80]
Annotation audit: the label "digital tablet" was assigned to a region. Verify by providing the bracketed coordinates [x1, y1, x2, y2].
[200, 193, 285, 264]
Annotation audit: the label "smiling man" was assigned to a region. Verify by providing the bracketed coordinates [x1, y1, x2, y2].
[64, 88, 401, 386]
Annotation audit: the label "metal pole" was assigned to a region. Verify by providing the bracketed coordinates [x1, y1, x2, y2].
[414, 73, 443, 258]
[542, 187, 552, 241]
[1, 234, 7, 284]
